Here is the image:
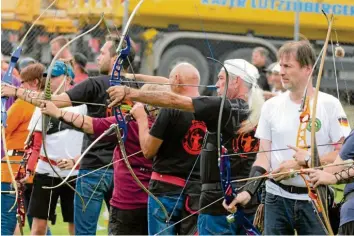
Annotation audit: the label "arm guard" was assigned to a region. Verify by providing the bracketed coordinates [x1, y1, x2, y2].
[243, 166, 267, 196]
[334, 164, 354, 184]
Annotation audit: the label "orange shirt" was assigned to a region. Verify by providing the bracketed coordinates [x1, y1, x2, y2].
[2, 100, 35, 183]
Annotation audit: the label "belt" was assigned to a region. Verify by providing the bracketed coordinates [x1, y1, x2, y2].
[39, 156, 80, 170]
[270, 179, 308, 194]
[151, 172, 186, 187]
[7, 150, 25, 156]
[202, 182, 223, 192]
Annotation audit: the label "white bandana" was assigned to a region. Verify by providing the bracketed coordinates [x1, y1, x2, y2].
[223, 59, 259, 86]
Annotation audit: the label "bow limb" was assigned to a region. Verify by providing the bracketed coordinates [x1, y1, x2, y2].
[42, 125, 117, 189]
[109, 0, 169, 220]
[40, 15, 105, 210]
[112, 124, 169, 219]
[309, 13, 334, 235]
[1, 128, 18, 212]
[295, 97, 329, 234]
[1, 0, 59, 214]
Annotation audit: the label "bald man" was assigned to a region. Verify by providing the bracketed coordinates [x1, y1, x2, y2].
[128, 63, 206, 235]
[108, 59, 265, 234]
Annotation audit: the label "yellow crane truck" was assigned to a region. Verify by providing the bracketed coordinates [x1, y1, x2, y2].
[2, 0, 353, 99]
[68, 0, 354, 98]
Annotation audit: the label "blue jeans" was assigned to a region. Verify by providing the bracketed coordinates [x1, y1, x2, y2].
[264, 192, 326, 235]
[198, 212, 255, 235]
[74, 168, 114, 235]
[1, 183, 17, 235]
[148, 194, 184, 235]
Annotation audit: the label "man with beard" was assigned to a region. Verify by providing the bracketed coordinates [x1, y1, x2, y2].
[223, 41, 350, 235]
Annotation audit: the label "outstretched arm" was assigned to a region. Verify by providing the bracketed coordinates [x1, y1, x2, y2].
[107, 86, 194, 112]
[40, 101, 93, 134]
[2, 84, 73, 108]
[125, 73, 169, 84]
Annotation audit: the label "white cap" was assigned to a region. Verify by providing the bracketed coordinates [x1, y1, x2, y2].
[271, 63, 281, 73]
[223, 59, 259, 86]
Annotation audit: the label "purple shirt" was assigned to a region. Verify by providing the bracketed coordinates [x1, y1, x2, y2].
[1, 70, 21, 158]
[92, 116, 153, 210]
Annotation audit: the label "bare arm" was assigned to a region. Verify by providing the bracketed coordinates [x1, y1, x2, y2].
[108, 86, 195, 112]
[253, 139, 272, 171]
[135, 116, 163, 159]
[125, 73, 169, 84]
[320, 136, 345, 164]
[2, 84, 73, 108]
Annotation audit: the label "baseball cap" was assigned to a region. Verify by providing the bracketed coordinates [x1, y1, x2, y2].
[265, 62, 276, 72]
[271, 63, 281, 73]
[43, 60, 75, 79]
[18, 57, 36, 72]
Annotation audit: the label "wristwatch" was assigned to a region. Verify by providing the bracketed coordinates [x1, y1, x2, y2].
[304, 154, 311, 167]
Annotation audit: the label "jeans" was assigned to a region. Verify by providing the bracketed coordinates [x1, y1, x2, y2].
[198, 212, 255, 235]
[264, 192, 326, 235]
[148, 194, 184, 235]
[74, 168, 114, 235]
[1, 182, 52, 235]
[1, 183, 17, 235]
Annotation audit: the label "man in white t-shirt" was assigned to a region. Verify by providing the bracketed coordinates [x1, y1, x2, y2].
[222, 40, 351, 234]
[25, 61, 86, 235]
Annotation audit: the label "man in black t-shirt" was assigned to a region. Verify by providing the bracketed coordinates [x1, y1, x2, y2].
[1, 35, 136, 235]
[252, 47, 271, 91]
[107, 59, 265, 234]
[131, 63, 206, 235]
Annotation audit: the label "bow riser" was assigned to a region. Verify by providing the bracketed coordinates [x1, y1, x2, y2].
[1, 47, 22, 127]
[109, 35, 131, 142]
[309, 13, 334, 235]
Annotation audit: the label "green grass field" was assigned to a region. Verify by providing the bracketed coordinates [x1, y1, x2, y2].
[22, 205, 109, 235]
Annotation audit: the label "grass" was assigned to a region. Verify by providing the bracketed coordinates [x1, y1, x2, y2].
[22, 204, 109, 235]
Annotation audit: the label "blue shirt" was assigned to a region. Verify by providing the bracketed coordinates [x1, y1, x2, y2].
[339, 129, 354, 226]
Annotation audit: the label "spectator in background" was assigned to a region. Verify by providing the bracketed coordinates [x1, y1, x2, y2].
[263, 63, 286, 100]
[270, 63, 285, 95]
[265, 62, 276, 89]
[73, 53, 89, 84]
[50, 36, 73, 59]
[252, 47, 271, 91]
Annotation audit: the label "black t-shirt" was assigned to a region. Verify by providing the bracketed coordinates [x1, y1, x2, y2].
[149, 108, 206, 195]
[66, 75, 135, 169]
[192, 96, 260, 215]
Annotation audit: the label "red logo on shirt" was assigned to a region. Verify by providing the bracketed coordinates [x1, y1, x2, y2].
[182, 120, 207, 155]
[232, 129, 259, 158]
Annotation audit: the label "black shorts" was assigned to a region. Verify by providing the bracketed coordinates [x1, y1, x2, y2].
[28, 173, 76, 223]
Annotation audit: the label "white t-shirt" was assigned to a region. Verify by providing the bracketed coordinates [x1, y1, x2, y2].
[255, 91, 351, 200]
[28, 105, 87, 177]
